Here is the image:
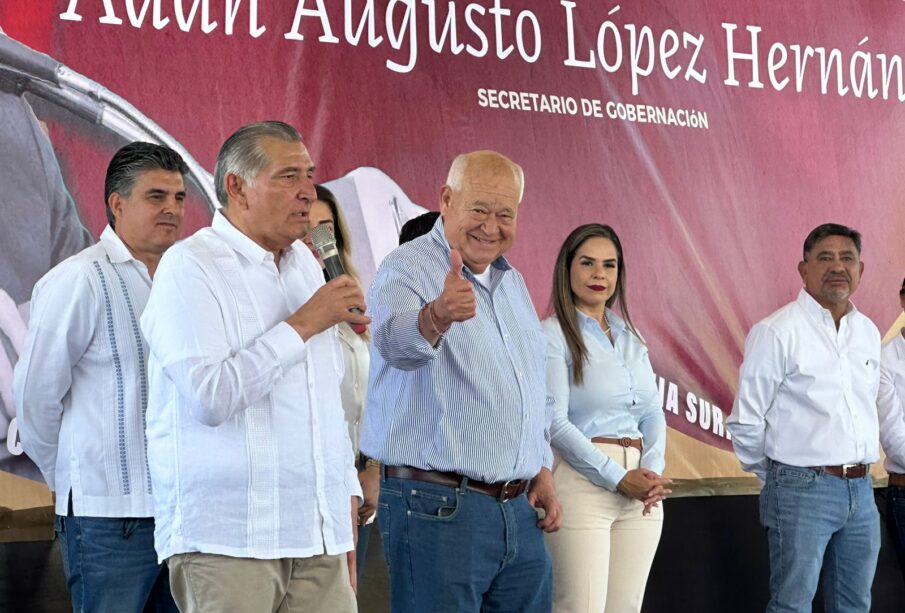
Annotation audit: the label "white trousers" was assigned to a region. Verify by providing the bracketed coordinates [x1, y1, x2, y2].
[547, 443, 664, 613]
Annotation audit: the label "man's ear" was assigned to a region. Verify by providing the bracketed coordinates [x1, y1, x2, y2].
[439, 185, 452, 215]
[797, 260, 807, 283]
[225, 173, 248, 209]
[108, 192, 124, 221]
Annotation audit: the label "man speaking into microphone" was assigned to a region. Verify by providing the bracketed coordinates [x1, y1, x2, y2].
[360, 150, 561, 613]
[141, 121, 368, 613]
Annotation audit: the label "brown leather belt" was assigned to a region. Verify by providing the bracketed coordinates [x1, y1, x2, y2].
[383, 466, 530, 501]
[592, 436, 643, 450]
[889, 473, 905, 487]
[813, 464, 869, 479]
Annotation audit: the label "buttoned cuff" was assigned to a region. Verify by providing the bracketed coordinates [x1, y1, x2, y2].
[260, 322, 308, 370]
[600, 462, 628, 492]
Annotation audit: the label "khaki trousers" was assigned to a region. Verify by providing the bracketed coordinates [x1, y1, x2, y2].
[168, 552, 356, 613]
[547, 444, 664, 613]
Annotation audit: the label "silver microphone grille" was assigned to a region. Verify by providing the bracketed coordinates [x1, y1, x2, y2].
[310, 223, 337, 254]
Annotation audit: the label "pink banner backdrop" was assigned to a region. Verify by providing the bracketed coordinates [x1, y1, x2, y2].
[2, 1, 905, 492]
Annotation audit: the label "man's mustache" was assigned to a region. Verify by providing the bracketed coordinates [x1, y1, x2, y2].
[823, 272, 851, 282]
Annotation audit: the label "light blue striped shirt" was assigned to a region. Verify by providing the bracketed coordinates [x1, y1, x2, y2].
[543, 310, 666, 491]
[360, 218, 553, 482]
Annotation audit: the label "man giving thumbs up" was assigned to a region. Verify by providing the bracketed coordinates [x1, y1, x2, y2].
[361, 150, 560, 613]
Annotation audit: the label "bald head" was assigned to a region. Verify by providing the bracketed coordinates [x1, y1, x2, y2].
[445, 151, 524, 203]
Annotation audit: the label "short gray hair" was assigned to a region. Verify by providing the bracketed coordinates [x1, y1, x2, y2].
[446, 150, 525, 202]
[214, 121, 302, 206]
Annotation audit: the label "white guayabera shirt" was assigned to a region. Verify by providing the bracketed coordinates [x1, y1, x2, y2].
[141, 213, 361, 563]
[15, 226, 154, 517]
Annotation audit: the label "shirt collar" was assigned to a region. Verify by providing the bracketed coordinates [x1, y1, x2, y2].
[212, 210, 294, 266]
[575, 307, 626, 333]
[575, 308, 625, 330]
[429, 215, 513, 273]
[100, 225, 137, 264]
[796, 287, 857, 320]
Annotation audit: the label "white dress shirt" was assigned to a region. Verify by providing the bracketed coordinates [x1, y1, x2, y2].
[337, 323, 369, 454]
[141, 213, 361, 562]
[14, 226, 154, 517]
[727, 289, 881, 481]
[882, 333, 905, 363]
[878, 332, 905, 474]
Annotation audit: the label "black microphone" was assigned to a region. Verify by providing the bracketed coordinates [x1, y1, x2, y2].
[309, 224, 367, 333]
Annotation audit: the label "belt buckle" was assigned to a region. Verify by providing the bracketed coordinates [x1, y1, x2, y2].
[620, 437, 632, 447]
[842, 463, 859, 479]
[498, 480, 516, 502]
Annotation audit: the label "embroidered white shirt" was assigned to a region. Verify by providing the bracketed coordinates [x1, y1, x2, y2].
[141, 213, 360, 562]
[15, 226, 154, 517]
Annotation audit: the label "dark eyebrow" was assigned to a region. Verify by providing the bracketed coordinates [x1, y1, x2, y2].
[578, 255, 617, 264]
[145, 188, 185, 198]
[815, 249, 857, 257]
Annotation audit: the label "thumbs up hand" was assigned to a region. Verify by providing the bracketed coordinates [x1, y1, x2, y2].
[431, 249, 477, 327]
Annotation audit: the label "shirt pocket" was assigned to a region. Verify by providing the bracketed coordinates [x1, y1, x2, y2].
[851, 352, 881, 397]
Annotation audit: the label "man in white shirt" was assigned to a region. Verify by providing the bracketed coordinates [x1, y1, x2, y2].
[141, 121, 369, 613]
[14, 142, 188, 612]
[727, 223, 881, 613]
[878, 277, 905, 587]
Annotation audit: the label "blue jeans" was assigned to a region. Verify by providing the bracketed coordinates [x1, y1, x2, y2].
[55, 512, 178, 613]
[759, 462, 880, 613]
[886, 485, 905, 587]
[356, 520, 373, 583]
[377, 476, 552, 613]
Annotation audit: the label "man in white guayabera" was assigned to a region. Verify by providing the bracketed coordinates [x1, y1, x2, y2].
[15, 142, 187, 612]
[141, 121, 369, 612]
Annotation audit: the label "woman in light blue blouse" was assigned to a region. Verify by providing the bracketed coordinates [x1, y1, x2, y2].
[544, 223, 670, 613]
